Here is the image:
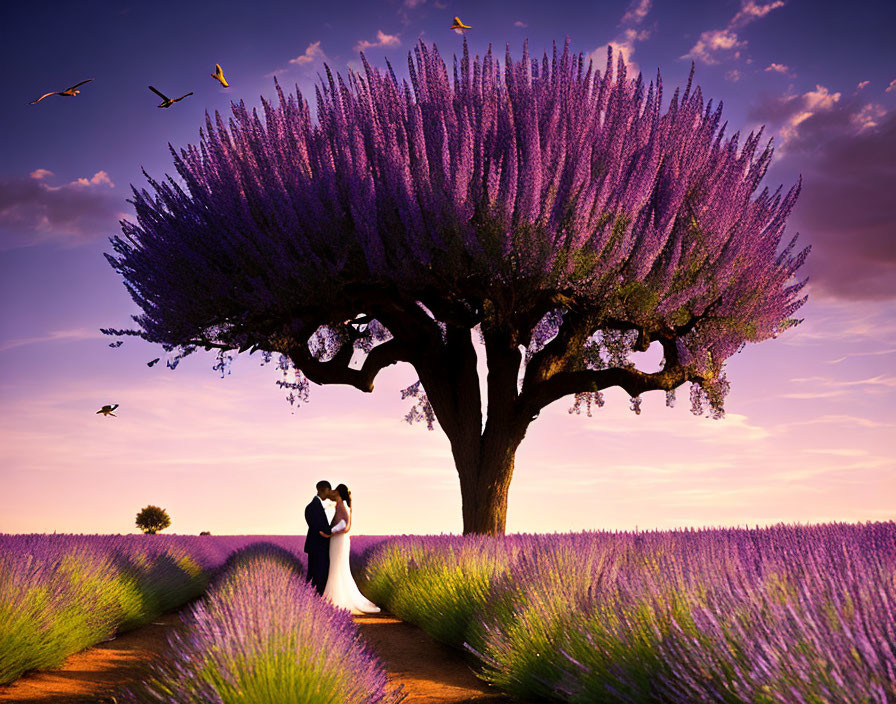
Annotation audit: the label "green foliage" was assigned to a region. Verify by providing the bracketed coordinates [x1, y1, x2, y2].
[0, 542, 209, 685]
[136, 505, 171, 535]
[618, 280, 661, 317]
[361, 525, 895, 703]
[123, 545, 398, 704]
[359, 537, 520, 647]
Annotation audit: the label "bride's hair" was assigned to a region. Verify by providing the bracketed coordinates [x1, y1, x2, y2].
[335, 483, 351, 507]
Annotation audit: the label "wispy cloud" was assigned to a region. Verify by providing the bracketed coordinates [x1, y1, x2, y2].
[778, 390, 847, 400]
[685, 30, 746, 65]
[826, 347, 896, 364]
[0, 328, 104, 353]
[590, 0, 653, 76]
[69, 171, 114, 188]
[801, 448, 868, 457]
[621, 0, 652, 25]
[775, 456, 894, 481]
[514, 20, 528, 28]
[354, 30, 401, 53]
[789, 374, 896, 390]
[750, 84, 896, 300]
[266, 41, 328, 77]
[765, 62, 795, 77]
[580, 409, 771, 444]
[887, 78, 896, 93]
[662, 484, 786, 507]
[773, 414, 896, 431]
[776, 301, 896, 346]
[0, 170, 122, 250]
[730, 0, 786, 26]
[755, 84, 842, 143]
[289, 41, 325, 66]
[683, 0, 785, 65]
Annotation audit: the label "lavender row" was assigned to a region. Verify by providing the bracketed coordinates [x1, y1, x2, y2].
[119, 542, 403, 704]
[0, 533, 386, 684]
[358, 523, 896, 703]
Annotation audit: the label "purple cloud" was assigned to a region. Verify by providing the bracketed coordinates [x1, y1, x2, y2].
[290, 41, 324, 66]
[748, 84, 844, 144]
[354, 30, 400, 53]
[791, 111, 896, 301]
[683, 0, 785, 65]
[0, 170, 123, 250]
[590, 0, 653, 76]
[765, 63, 795, 78]
[753, 87, 896, 301]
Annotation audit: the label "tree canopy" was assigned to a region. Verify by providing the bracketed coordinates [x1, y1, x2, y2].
[136, 505, 171, 535]
[104, 40, 810, 533]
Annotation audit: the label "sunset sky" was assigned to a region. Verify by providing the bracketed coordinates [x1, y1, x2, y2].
[1, 0, 894, 536]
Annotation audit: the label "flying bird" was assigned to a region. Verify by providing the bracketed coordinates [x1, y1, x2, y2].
[29, 79, 94, 105]
[97, 404, 119, 417]
[450, 16, 472, 31]
[148, 85, 193, 108]
[211, 64, 229, 88]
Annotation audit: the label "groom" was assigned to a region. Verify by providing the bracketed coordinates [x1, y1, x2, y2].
[304, 480, 333, 595]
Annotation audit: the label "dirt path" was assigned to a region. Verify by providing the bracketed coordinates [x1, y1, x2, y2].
[0, 613, 182, 704]
[355, 614, 513, 704]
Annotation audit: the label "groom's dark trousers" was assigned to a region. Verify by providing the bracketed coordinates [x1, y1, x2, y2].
[303, 497, 331, 595]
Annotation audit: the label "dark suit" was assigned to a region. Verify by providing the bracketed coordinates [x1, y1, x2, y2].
[304, 496, 331, 595]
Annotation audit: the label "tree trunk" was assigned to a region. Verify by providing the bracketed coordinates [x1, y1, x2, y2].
[457, 457, 513, 535]
[412, 322, 527, 536]
[453, 426, 525, 535]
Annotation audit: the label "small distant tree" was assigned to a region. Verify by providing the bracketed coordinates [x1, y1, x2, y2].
[199, 531, 211, 536]
[136, 505, 171, 534]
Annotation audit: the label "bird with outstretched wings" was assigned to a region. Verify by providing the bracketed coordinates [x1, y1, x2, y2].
[450, 16, 472, 31]
[29, 79, 94, 105]
[97, 404, 119, 417]
[148, 85, 193, 108]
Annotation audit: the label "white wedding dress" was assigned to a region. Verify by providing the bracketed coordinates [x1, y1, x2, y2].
[322, 507, 380, 615]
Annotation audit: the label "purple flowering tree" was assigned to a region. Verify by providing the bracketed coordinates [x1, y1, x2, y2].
[103, 40, 810, 535]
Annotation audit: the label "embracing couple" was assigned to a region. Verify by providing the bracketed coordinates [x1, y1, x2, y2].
[303, 480, 380, 615]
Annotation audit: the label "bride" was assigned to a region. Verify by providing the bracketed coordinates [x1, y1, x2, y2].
[320, 483, 380, 615]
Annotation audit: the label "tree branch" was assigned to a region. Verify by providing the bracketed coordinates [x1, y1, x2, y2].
[518, 359, 698, 419]
[288, 337, 410, 392]
[521, 307, 595, 390]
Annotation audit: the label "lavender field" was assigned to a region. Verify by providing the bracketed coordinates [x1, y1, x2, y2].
[2, 525, 894, 703]
[0, 533, 387, 685]
[359, 522, 896, 703]
[119, 542, 401, 704]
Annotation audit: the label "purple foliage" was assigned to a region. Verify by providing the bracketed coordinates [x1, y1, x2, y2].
[361, 523, 896, 703]
[102, 39, 813, 535]
[118, 542, 402, 704]
[0, 534, 389, 685]
[103, 38, 808, 421]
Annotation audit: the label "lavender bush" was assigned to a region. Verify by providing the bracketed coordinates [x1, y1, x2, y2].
[104, 39, 811, 535]
[0, 534, 207, 684]
[0, 533, 388, 685]
[360, 523, 896, 703]
[119, 543, 402, 704]
[359, 534, 524, 645]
